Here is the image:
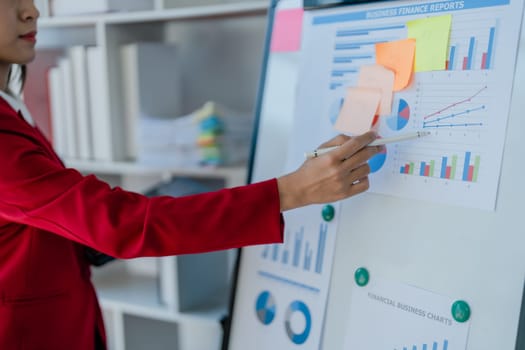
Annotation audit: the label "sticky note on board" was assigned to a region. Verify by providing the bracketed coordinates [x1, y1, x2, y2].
[376, 39, 416, 91]
[334, 87, 382, 135]
[270, 9, 304, 52]
[407, 14, 452, 72]
[357, 65, 395, 115]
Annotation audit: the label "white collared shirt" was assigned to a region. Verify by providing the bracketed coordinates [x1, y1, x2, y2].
[0, 89, 35, 126]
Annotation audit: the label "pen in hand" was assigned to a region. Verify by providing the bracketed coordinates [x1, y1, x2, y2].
[305, 131, 431, 159]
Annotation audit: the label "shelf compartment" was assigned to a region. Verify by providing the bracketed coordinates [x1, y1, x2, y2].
[123, 314, 180, 350]
[36, 25, 98, 48]
[92, 256, 230, 325]
[38, 1, 267, 28]
[66, 159, 247, 185]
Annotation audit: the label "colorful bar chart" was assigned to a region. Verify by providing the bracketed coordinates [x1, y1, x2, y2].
[400, 152, 480, 183]
[261, 223, 329, 274]
[484, 27, 496, 69]
[447, 26, 496, 71]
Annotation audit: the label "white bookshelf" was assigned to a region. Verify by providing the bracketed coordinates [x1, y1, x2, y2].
[38, 1, 268, 27]
[66, 160, 247, 187]
[92, 259, 228, 324]
[35, 1, 268, 349]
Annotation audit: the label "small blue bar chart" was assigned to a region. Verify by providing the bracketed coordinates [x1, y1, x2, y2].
[395, 339, 449, 350]
[262, 223, 328, 274]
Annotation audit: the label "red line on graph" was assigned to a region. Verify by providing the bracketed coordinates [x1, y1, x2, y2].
[423, 86, 487, 120]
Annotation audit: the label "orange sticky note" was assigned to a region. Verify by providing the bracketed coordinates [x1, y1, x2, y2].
[376, 39, 416, 91]
[357, 65, 395, 116]
[270, 9, 304, 52]
[334, 87, 382, 135]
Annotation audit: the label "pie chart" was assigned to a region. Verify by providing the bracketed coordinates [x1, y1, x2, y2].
[386, 99, 410, 131]
[369, 146, 387, 173]
[285, 300, 312, 345]
[255, 291, 276, 325]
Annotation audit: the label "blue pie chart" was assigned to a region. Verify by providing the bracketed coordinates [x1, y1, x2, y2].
[386, 98, 410, 131]
[285, 300, 312, 345]
[255, 291, 276, 325]
[369, 146, 387, 173]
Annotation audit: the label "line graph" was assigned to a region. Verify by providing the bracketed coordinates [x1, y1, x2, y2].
[417, 85, 488, 130]
[422, 85, 487, 129]
[423, 105, 485, 129]
[423, 86, 486, 117]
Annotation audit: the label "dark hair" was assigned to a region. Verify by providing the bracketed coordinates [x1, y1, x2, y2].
[7, 64, 27, 95]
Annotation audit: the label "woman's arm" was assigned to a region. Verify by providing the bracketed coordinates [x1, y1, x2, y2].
[278, 132, 382, 211]
[0, 113, 380, 258]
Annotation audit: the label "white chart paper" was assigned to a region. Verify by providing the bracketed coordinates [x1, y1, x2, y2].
[229, 205, 341, 349]
[344, 276, 471, 350]
[292, 0, 524, 210]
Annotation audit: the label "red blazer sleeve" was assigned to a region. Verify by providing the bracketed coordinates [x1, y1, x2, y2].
[0, 110, 284, 259]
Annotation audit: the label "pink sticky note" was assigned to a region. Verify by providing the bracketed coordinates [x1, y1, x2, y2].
[334, 87, 382, 135]
[358, 65, 395, 116]
[270, 9, 304, 52]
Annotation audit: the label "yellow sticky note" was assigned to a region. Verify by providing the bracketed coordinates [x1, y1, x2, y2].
[334, 87, 382, 135]
[407, 14, 452, 72]
[357, 64, 395, 116]
[376, 39, 416, 91]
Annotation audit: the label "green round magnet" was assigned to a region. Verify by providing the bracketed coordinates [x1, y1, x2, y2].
[354, 267, 369, 287]
[451, 300, 471, 323]
[322, 204, 335, 222]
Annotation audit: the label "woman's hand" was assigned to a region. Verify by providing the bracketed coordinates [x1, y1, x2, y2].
[277, 131, 384, 212]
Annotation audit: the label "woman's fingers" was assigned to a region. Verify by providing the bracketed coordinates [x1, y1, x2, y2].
[317, 134, 351, 149]
[330, 131, 377, 161]
[277, 132, 383, 211]
[341, 145, 384, 172]
[348, 163, 371, 184]
[348, 176, 370, 195]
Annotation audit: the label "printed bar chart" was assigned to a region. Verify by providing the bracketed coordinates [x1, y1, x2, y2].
[400, 152, 480, 183]
[336, 24, 405, 37]
[447, 46, 456, 71]
[482, 27, 496, 69]
[395, 339, 449, 350]
[293, 228, 303, 267]
[447, 26, 497, 71]
[261, 224, 329, 274]
[304, 242, 313, 271]
[328, 22, 405, 89]
[462, 152, 481, 182]
[315, 223, 327, 274]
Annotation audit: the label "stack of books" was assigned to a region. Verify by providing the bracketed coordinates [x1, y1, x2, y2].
[25, 41, 252, 167]
[34, 46, 117, 162]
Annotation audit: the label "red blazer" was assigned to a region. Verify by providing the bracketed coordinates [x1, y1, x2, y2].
[0, 97, 283, 350]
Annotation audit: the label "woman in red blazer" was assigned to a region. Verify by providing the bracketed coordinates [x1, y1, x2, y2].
[0, 1, 382, 349]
